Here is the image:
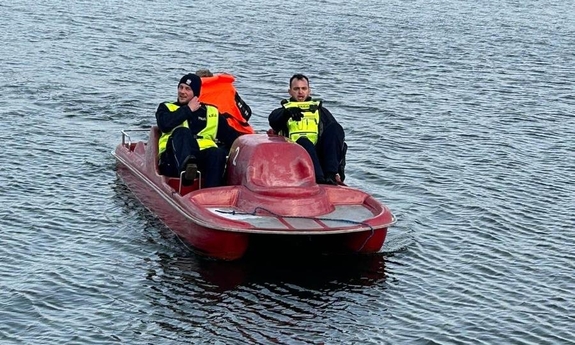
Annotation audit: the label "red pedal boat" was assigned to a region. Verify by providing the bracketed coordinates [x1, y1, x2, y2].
[112, 127, 396, 260]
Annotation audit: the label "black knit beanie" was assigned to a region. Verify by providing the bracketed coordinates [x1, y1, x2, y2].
[179, 73, 202, 97]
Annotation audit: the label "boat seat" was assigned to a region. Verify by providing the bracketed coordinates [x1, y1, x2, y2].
[166, 177, 200, 195]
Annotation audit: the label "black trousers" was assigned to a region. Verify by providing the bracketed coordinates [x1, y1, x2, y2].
[159, 127, 228, 187]
[296, 122, 346, 182]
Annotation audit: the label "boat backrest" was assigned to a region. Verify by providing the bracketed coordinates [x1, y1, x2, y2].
[147, 126, 161, 172]
[227, 134, 319, 196]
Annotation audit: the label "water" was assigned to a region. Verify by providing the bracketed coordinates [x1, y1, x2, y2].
[1, 0, 574, 343]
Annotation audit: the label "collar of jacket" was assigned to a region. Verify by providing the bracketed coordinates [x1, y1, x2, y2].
[289, 97, 313, 102]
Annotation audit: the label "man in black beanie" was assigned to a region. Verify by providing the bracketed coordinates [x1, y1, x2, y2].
[179, 73, 202, 97]
[155, 73, 240, 187]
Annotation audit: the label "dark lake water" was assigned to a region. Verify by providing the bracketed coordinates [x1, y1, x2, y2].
[1, 0, 574, 344]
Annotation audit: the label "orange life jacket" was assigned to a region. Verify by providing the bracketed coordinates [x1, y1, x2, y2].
[199, 74, 255, 134]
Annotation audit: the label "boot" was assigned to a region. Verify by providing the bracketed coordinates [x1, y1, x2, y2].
[322, 173, 338, 185]
[181, 155, 198, 186]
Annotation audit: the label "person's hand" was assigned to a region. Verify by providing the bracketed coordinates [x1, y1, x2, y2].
[285, 107, 303, 121]
[188, 97, 201, 112]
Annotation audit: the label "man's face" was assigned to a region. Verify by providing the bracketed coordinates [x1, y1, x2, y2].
[177, 83, 194, 104]
[288, 78, 310, 102]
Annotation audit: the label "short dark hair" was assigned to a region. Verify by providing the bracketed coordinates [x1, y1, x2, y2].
[196, 68, 213, 77]
[289, 74, 309, 87]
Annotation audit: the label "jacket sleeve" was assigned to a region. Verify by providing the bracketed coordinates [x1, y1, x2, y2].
[155, 102, 192, 133]
[268, 107, 289, 134]
[319, 106, 339, 126]
[318, 106, 345, 139]
[216, 115, 240, 151]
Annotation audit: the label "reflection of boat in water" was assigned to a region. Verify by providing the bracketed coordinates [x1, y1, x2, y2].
[112, 127, 396, 261]
[152, 251, 389, 292]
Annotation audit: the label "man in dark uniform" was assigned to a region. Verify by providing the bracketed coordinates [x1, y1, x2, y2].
[268, 73, 347, 185]
[156, 73, 239, 187]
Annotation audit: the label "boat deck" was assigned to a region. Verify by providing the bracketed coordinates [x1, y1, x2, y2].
[208, 205, 375, 233]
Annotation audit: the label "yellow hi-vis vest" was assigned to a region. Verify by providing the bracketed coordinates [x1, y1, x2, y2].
[282, 100, 321, 145]
[158, 103, 219, 155]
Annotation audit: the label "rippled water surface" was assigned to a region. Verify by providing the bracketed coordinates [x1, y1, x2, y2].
[1, 0, 574, 344]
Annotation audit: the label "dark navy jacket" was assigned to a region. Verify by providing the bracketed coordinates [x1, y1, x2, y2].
[156, 101, 239, 150]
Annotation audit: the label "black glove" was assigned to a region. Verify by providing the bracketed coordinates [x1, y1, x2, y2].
[284, 107, 303, 121]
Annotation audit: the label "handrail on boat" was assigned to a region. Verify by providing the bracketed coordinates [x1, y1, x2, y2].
[390, 213, 397, 226]
[121, 128, 150, 148]
[178, 170, 203, 194]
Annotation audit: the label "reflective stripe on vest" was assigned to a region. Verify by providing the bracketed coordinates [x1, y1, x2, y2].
[283, 100, 321, 145]
[157, 103, 219, 156]
[196, 106, 219, 150]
